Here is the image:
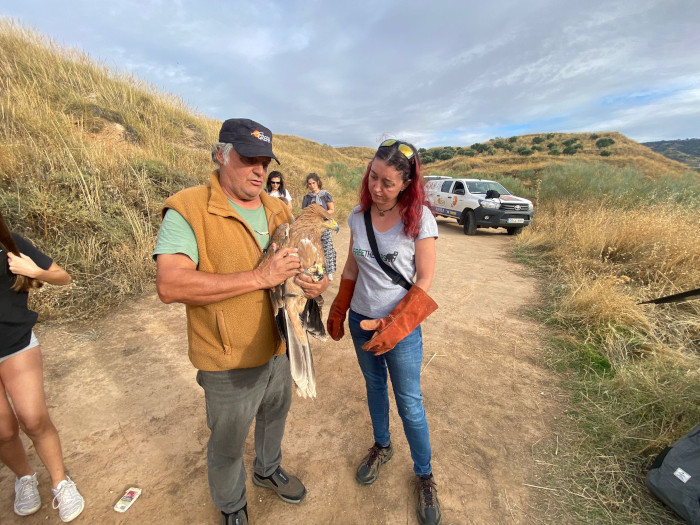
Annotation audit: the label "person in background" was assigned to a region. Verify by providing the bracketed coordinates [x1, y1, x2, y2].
[265, 171, 293, 211]
[325, 139, 441, 525]
[154, 118, 328, 525]
[301, 173, 336, 280]
[0, 209, 85, 523]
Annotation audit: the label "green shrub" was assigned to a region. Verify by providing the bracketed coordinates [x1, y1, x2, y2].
[590, 133, 600, 140]
[563, 138, 580, 147]
[517, 147, 534, 156]
[421, 153, 434, 163]
[596, 138, 615, 148]
[563, 146, 578, 155]
[600, 150, 612, 157]
[546, 133, 555, 139]
[438, 150, 455, 160]
[532, 145, 544, 152]
[532, 136, 545, 144]
[547, 142, 557, 150]
[549, 149, 561, 156]
[508, 136, 518, 143]
[457, 148, 476, 157]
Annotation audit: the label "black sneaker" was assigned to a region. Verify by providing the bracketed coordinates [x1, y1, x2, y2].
[221, 505, 248, 525]
[252, 466, 306, 504]
[355, 442, 393, 485]
[416, 474, 441, 525]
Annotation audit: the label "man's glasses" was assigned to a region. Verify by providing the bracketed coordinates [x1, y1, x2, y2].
[379, 139, 415, 164]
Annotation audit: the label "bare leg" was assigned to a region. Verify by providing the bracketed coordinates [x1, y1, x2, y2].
[0, 374, 34, 478]
[0, 347, 67, 487]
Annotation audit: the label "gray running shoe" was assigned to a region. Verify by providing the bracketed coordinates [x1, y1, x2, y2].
[252, 466, 306, 504]
[356, 442, 393, 485]
[52, 476, 85, 522]
[416, 474, 442, 525]
[14, 473, 41, 516]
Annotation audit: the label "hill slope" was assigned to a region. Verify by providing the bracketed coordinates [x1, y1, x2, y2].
[0, 20, 370, 319]
[641, 138, 700, 171]
[421, 131, 691, 181]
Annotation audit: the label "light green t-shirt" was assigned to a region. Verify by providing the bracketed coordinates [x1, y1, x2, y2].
[153, 200, 270, 265]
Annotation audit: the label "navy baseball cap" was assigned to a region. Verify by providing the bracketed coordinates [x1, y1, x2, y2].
[218, 118, 280, 164]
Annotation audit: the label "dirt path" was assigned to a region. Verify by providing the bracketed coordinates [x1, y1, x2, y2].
[1, 218, 562, 524]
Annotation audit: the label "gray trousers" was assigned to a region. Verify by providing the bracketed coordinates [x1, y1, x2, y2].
[196, 354, 292, 513]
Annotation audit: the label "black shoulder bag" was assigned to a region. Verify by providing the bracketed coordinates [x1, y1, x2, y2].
[363, 209, 412, 291]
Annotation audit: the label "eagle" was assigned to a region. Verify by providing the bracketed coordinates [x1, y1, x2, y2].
[262, 203, 339, 398]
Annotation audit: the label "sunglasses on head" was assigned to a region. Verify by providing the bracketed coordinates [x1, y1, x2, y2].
[379, 139, 415, 164]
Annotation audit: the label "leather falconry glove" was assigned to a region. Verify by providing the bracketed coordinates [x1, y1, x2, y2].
[326, 278, 356, 341]
[360, 285, 438, 356]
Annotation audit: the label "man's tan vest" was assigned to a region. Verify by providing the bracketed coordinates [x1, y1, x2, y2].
[164, 171, 291, 371]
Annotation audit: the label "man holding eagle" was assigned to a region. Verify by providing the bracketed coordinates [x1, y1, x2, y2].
[154, 118, 329, 525]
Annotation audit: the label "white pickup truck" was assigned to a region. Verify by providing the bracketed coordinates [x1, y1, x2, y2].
[424, 177, 534, 235]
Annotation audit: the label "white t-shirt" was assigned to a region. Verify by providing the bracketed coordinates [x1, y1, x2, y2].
[348, 205, 438, 319]
[267, 189, 292, 202]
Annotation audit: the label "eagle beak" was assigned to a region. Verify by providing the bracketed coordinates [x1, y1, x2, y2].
[325, 219, 339, 233]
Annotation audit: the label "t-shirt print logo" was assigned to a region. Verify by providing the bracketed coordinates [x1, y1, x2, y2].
[353, 248, 399, 262]
[252, 130, 271, 143]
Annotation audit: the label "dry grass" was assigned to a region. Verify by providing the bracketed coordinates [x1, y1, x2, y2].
[516, 163, 700, 523]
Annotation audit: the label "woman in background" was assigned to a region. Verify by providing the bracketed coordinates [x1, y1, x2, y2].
[301, 172, 336, 280]
[0, 209, 85, 522]
[325, 140, 441, 525]
[265, 170, 293, 211]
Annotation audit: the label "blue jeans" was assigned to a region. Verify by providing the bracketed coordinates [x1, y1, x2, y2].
[349, 309, 432, 476]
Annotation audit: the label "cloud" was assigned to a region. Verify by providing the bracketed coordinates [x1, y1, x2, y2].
[1, 0, 699, 147]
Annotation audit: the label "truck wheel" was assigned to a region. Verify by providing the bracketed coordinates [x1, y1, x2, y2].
[463, 210, 477, 235]
[506, 227, 522, 236]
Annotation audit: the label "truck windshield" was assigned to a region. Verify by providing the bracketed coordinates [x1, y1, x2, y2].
[466, 181, 511, 195]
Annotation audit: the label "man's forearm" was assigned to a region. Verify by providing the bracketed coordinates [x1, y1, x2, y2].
[157, 266, 266, 305]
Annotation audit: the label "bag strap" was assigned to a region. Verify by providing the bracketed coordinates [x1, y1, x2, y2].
[364, 209, 412, 291]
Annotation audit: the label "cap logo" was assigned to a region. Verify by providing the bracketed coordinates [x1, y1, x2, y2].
[252, 130, 271, 143]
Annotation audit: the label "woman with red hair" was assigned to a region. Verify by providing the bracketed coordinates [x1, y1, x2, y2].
[326, 139, 441, 525]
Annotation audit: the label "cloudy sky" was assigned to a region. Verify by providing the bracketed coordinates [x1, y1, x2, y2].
[1, 0, 698, 148]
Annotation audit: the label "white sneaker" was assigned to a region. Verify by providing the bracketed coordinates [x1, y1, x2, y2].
[14, 472, 41, 516]
[52, 476, 85, 522]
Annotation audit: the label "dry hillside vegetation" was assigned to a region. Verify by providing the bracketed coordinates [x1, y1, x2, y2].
[513, 161, 699, 523]
[423, 131, 690, 180]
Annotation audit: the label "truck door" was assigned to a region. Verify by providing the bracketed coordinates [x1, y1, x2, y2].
[433, 180, 453, 211]
[451, 181, 466, 214]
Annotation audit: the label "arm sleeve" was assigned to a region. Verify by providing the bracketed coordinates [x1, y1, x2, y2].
[153, 209, 199, 264]
[12, 234, 53, 270]
[416, 206, 439, 241]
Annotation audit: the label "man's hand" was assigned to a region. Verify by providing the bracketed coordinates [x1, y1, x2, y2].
[295, 273, 329, 299]
[255, 245, 301, 288]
